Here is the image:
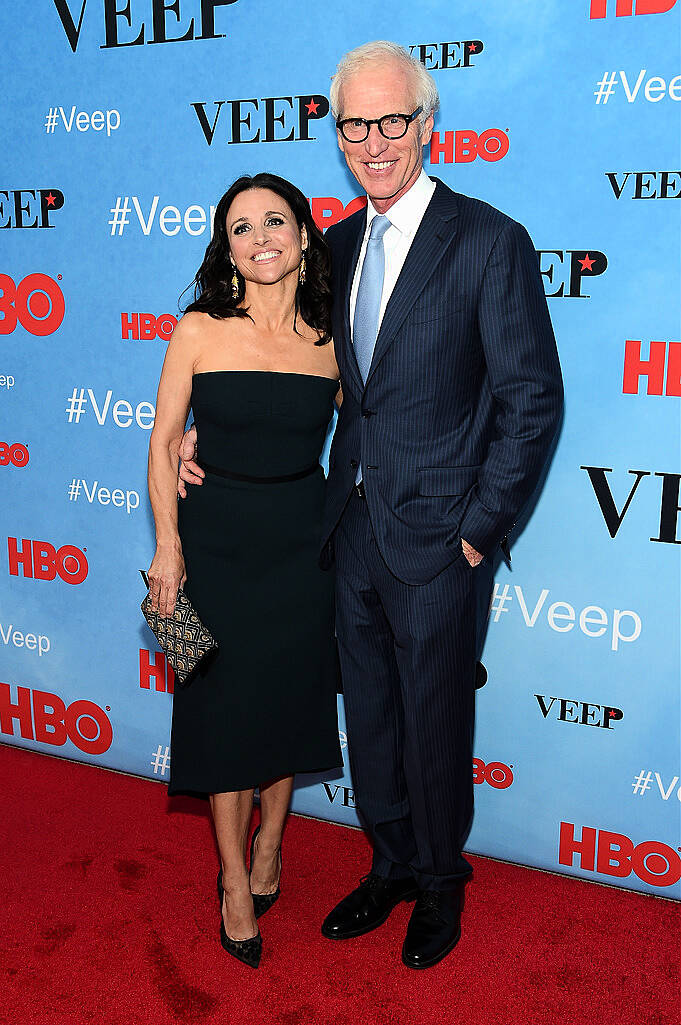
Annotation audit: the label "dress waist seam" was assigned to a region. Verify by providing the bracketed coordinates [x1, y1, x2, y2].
[199, 461, 320, 484]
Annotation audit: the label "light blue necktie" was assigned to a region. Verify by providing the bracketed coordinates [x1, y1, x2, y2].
[352, 214, 390, 484]
[353, 214, 391, 383]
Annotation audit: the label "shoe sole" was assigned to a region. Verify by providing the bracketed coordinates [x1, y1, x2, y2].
[321, 892, 419, 940]
[401, 926, 462, 969]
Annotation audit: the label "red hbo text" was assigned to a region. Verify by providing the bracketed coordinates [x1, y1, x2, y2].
[429, 130, 509, 165]
[0, 442, 29, 467]
[121, 313, 177, 341]
[622, 340, 681, 395]
[590, 0, 677, 17]
[0, 273, 65, 336]
[139, 648, 175, 693]
[7, 538, 88, 585]
[559, 822, 681, 887]
[473, 757, 514, 789]
[309, 196, 367, 231]
[0, 682, 112, 755]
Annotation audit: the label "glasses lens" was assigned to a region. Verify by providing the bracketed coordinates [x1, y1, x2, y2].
[380, 115, 409, 139]
[342, 119, 368, 142]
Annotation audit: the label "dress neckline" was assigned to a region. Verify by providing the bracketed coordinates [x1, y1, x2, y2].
[193, 370, 339, 385]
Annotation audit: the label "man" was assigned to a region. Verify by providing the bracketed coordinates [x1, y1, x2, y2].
[181, 41, 563, 969]
[316, 40, 562, 970]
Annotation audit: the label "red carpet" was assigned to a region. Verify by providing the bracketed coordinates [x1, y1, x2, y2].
[0, 744, 677, 1025]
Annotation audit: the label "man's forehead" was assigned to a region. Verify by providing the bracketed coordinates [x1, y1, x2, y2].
[339, 63, 413, 115]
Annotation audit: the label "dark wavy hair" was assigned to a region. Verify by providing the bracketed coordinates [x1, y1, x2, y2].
[182, 173, 331, 345]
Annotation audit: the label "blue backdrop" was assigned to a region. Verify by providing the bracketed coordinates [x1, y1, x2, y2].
[2, 0, 680, 898]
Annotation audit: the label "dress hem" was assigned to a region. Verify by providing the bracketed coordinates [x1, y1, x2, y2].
[167, 757, 344, 797]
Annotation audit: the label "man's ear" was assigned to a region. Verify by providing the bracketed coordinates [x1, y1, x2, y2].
[421, 110, 434, 148]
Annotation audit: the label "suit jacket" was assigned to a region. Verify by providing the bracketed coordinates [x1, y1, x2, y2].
[321, 177, 563, 586]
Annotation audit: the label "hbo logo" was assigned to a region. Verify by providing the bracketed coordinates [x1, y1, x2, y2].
[0, 442, 29, 467]
[473, 757, 514, 789]
[8, 537, 88, 585]
[0, 273, 65, 336]
[121, 312, 177, 341]
[430, 129, 510, 165]
[0, 682, 112, 755]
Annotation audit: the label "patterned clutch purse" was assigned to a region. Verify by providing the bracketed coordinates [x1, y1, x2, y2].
[140, 571, 218, 686]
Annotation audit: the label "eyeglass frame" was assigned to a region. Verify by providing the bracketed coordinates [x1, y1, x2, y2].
[336, 106, 424, 143]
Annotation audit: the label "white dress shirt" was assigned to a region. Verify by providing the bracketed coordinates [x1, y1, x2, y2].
[349, 170, 436, 340]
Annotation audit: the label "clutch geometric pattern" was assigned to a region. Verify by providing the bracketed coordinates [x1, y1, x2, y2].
[141, 582, 218, 686]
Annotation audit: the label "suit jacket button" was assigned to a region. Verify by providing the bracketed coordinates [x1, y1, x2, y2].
[350, 460, 358, 469]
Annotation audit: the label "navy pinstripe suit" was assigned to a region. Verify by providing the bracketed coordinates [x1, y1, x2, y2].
[321, 178, 563, 890]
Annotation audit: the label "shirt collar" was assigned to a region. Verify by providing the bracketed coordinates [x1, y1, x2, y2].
[365, 170, 436, 238]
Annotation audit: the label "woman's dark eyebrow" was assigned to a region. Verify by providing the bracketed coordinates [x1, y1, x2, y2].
[230, 210, 287, 228]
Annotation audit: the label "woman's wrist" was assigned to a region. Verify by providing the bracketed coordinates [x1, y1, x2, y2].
[155, 536, 182, 552]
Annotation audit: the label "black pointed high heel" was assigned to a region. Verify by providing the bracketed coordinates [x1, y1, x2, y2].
[249, 824, 281, 919]
[219, 918, 262, 969]
[218, 876, 262, 968]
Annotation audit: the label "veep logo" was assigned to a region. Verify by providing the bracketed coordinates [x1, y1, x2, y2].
[559, 822, 680, 887]
[623, 340, 681, 395]
[140, 649, 175, 693]
[310, 196, 367, 231]
[0, 273, 65, 336]
[191, 95, 329, 145]
[536, 695, 623, 728]
[8, 538, 88, 585]
[53, 0, 238, 52]
[0, 682, 112, 755]
[121, 313, 177, 340]
[410, 40, 484, 69]
[537, 250, 607, 298]
[429, 129, 509, 165]
[581, 466, 681, 543]
[607, 171, 681, 199]
[0, 443, 29, 468]
[323, 783, 355, 806]
[0, 190, 64, 228]
[590, 0, 677, 17]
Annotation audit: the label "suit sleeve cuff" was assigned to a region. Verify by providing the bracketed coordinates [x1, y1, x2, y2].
[459, 492, 511, 557]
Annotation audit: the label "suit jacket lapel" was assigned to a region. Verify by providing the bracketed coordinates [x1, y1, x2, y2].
[364, 180, 459, 389]
[337, 212, 366, 394]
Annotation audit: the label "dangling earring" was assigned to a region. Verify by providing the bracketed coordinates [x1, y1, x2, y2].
[299, 250, 307, 285]
[231, 264, 239, 299]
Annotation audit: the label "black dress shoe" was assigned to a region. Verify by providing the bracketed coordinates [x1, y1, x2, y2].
[401, 888, 463, 969]
[249, 825, 281, 919]
[321, 874, 418, 940]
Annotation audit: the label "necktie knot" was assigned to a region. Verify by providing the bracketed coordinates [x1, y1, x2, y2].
[368, 214, 391, 244]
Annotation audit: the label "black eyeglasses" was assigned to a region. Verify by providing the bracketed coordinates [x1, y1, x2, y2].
[336, 106, 423, 143]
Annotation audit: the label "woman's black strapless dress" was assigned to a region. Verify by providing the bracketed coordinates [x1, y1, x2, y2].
[169, 371, 342, 794]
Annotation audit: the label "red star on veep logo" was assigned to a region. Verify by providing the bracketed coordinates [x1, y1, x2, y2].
[468, 42, 477, 52]
[45, 193, 57, 207]
[305, 98, 320, 115]
[579, 253, 596, 272]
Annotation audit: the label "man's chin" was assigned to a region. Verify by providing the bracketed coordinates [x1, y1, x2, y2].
[359, 176, 403, 202]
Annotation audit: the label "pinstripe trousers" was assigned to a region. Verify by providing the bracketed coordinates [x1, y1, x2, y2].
[335, 491, 494, 891]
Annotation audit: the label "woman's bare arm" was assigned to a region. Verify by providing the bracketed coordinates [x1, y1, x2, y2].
[147, 315, 200, 615]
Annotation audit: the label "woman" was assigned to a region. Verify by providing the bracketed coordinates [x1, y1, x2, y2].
[146, 173, 342, 969]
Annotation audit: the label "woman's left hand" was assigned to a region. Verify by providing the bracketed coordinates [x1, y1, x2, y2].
[147, 543, 186, 617]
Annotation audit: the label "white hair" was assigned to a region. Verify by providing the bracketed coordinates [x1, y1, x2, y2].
[330, 40, 439, 126]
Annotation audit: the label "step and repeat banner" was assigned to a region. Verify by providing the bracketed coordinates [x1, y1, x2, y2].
[2, 0, 680, 898]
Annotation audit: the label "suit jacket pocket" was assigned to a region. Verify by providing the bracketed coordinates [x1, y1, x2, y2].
[417, 465, 481, 496]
